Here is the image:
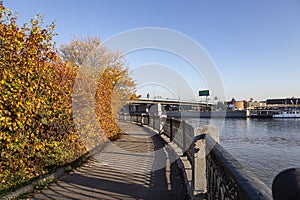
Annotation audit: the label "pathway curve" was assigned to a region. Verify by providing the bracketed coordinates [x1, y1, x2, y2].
[31, 122, 187, 200]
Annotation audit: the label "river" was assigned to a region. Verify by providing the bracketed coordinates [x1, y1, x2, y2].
[189, 118, 300, 188]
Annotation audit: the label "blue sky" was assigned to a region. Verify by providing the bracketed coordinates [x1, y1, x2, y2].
[3, 0, 300, 101]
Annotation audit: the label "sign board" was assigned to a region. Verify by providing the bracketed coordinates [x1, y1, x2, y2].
[199, 90, 209, 96]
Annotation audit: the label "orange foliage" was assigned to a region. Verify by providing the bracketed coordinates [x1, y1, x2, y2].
[0, 3, 84, 194]
[60, 36, 136, 141]
[0, 2, 136, 194]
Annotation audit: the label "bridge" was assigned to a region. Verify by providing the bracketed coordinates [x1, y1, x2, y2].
[128, 98, 211, 106]
[124, 98, 212, 114]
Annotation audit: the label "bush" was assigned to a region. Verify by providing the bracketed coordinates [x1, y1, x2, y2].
[0, 3, 135, 195]
[0, 3, 84, 194]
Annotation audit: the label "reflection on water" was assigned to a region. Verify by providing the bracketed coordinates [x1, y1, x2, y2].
[190, 118, 300, 188]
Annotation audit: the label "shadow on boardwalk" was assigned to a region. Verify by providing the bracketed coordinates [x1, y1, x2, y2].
[31, 122, 187, 200]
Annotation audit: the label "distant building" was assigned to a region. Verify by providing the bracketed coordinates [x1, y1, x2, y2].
[265, 98, 300, 110]
[226, 98, 247, 110]
[247, 101, 267, 109]
[266, 98, 300, 106]
[234, 100, 247, 110]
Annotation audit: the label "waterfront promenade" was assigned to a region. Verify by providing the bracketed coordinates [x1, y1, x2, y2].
[30, 122, 187, 200]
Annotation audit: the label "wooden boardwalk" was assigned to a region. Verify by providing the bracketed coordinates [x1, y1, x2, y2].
[31, 122, 188, 200]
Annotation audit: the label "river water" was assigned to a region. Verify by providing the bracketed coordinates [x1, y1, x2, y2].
[189, 118, 300, 188]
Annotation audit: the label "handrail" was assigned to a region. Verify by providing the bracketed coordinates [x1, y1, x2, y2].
[205, 134, 272, 200]
[118, 113, 273, 200]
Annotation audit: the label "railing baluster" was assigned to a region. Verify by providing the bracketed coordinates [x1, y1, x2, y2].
[170, 117, 173, 141]
[182, 121, 186, 154]
[119, 113, 273, 200]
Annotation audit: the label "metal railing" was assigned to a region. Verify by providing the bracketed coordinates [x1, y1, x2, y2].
[118, 113, 273, 200]
[205, 134, 272, 200]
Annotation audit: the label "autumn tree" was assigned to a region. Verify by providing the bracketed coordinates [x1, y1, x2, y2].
[0, 3, 84, 194]
[60, 36, 135, 142]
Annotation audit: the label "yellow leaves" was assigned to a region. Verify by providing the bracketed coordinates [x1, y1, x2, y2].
[0, 2, 135, 193]
[94, 66, 134, 140]
[0, 2, 85, 193]
[4, 135, 11, 142]
[4, 153, 10, 159]
[0, 116, 6, 122]
[61, 37, 135, 142]
[16, 112, 21, 118]
[35, 144, 44, 151]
